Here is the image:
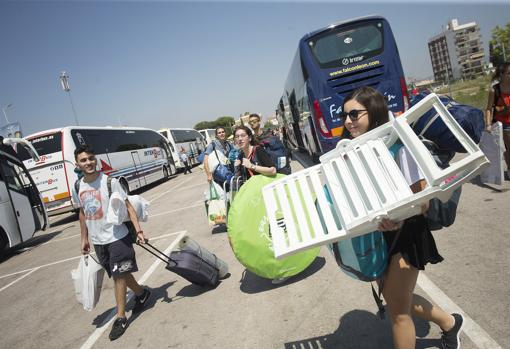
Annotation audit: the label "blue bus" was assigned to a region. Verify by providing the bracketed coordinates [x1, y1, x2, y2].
[277, 15, 409, 162]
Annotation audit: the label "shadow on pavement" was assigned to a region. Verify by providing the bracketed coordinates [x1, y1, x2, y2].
[128, 281, 176, 324]
[50, 212, 78, 228]
[283, 309, 438, 349]
[469, 175, 508, 193]
[91, 281, 177, 328]
[239, 256, 326, 294]
[0, 229, 70, 263]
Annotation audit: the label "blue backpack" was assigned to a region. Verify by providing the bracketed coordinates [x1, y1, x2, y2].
[326, 143, 402, 283]
[320, 143, 403, 318]
[259, 135, 291, 175]
[410, 92, 484, 153]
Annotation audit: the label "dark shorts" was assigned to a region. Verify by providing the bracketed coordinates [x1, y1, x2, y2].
[94, 234, 138, 278]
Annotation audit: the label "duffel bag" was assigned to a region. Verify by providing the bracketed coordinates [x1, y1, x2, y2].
[410, 92, 484, 153]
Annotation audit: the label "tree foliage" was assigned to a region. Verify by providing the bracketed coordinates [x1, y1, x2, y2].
[489, 22, 510, 67]
[194, 116, 235, 136]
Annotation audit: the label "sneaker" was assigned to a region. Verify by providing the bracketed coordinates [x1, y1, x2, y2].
[132, 287, 151, 313]
[441, 313, 464, 349]
[109, 317, 128, 341]
[271, 277, 289, 285]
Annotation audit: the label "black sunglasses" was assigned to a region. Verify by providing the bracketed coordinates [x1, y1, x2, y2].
[339, 109, 367, 121]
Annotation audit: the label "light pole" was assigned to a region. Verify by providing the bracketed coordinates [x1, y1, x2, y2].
[59, 71, 80, 125]
[1, 103, 12, 124]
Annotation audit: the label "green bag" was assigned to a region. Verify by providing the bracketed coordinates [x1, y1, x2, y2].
[205, 183, 226, 226]
[227, 174, 320, 279]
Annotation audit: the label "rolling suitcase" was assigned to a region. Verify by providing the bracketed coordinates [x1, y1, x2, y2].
[137, 241, 219, 287]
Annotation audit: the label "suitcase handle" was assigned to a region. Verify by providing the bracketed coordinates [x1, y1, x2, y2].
[136, 240, 177, 265]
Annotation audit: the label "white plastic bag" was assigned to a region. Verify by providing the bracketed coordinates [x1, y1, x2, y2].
[128, 195, 150, 222]
[106, 193, 150, 224]
[203, 182, 225, 202]
[71, 255, 105, 311]
[479, 122, 505, 185]
[207, 149, 227, 173]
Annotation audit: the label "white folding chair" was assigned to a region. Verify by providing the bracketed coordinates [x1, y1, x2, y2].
[263, 94, 489, 259]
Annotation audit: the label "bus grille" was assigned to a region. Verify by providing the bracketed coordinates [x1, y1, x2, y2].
[327, 65, 385, 95]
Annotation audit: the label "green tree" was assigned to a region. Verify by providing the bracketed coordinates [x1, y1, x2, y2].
[489, 22, 510, 67]
[194, 116, 235, 136]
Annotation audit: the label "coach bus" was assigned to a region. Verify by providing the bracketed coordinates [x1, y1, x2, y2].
[16, 126, 176, 215]
[158, 128, 205, 170]
[277, 15, 409, 162]
[1, 137, 48, 254]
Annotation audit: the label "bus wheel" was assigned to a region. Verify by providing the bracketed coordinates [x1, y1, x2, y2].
[119, 178, 130, 195]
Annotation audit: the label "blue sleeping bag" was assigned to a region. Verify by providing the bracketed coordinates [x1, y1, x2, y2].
[410, 92, 484, 153]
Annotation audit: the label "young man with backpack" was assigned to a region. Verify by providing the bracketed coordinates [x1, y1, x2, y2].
[72, 144, 151, 341]
[248, 113, 291, 175]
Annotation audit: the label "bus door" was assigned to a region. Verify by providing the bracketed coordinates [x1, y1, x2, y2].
[288, 91, 306, 149]
[0, 159, 37, 244]
[189, 143, 197, 165]
[130, 151, 147, 188]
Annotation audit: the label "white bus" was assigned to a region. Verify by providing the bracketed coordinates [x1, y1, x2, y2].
[17, 126, 176, 215]
[1, 137, 48, 254]
[198, 129, 216, 146]
[158, 128, 205, 170]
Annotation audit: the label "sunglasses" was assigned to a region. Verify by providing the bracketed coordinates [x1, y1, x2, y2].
[339, 109, 367, 121]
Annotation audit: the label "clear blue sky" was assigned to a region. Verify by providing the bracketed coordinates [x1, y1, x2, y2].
[0, 1, 509, 136]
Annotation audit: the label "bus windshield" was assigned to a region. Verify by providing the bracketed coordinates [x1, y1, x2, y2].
[17, 132, 62, 161]
[309, 21, 384, 69]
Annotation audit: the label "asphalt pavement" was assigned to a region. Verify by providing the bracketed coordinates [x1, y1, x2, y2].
[0, 156, 508, 349]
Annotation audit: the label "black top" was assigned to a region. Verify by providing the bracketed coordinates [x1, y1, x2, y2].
[239, 146, 275, 180]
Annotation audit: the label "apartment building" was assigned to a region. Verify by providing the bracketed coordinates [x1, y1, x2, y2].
[428, 19, 485, 82]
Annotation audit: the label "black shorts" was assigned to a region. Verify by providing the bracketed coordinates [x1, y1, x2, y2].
[94, 234, 139, 278]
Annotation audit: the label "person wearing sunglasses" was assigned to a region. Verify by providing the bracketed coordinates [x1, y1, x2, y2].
[340, 87, 463, 349]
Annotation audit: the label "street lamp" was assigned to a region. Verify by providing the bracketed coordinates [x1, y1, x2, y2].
[1, 103, 12, 124]
[59, 71, 80, 125]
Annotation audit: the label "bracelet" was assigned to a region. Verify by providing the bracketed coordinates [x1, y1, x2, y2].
[137, 230, 144, 234]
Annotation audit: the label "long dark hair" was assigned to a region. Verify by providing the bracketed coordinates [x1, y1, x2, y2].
[340, 86, 389, 138]
[492, 61, 510, 82]
[233, 125, 256, 146]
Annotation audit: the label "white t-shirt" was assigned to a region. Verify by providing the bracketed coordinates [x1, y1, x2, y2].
[72, 173, 129, 245]
[180, 152, 189, 162]
[397, 147, 424, 186]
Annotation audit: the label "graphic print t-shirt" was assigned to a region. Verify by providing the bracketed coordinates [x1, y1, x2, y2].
[72, 174, 129, 245]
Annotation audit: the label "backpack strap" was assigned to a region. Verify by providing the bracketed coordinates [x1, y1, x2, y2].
[74, 178, 81, 199]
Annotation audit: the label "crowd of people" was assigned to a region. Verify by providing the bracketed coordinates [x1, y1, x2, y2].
[71, 62, 510, 346]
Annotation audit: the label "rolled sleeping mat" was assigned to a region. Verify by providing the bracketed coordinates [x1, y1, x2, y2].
[179, 236, 229, 278]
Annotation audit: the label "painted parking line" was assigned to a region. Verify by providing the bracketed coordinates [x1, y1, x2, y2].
[0, 267, 40, 292]
[418, 273, 502, 349]
[149, 203, 203, 218]
[147, 175, 195, 204]
[80, 231, 186, 349]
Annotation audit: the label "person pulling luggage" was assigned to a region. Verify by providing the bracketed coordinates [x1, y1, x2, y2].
[72, 144, 151, 341]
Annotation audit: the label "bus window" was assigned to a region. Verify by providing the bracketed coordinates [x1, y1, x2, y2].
[17, 132, 62, 161]
[310, 23, 383, 68]
[1, 160, 28, 194]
